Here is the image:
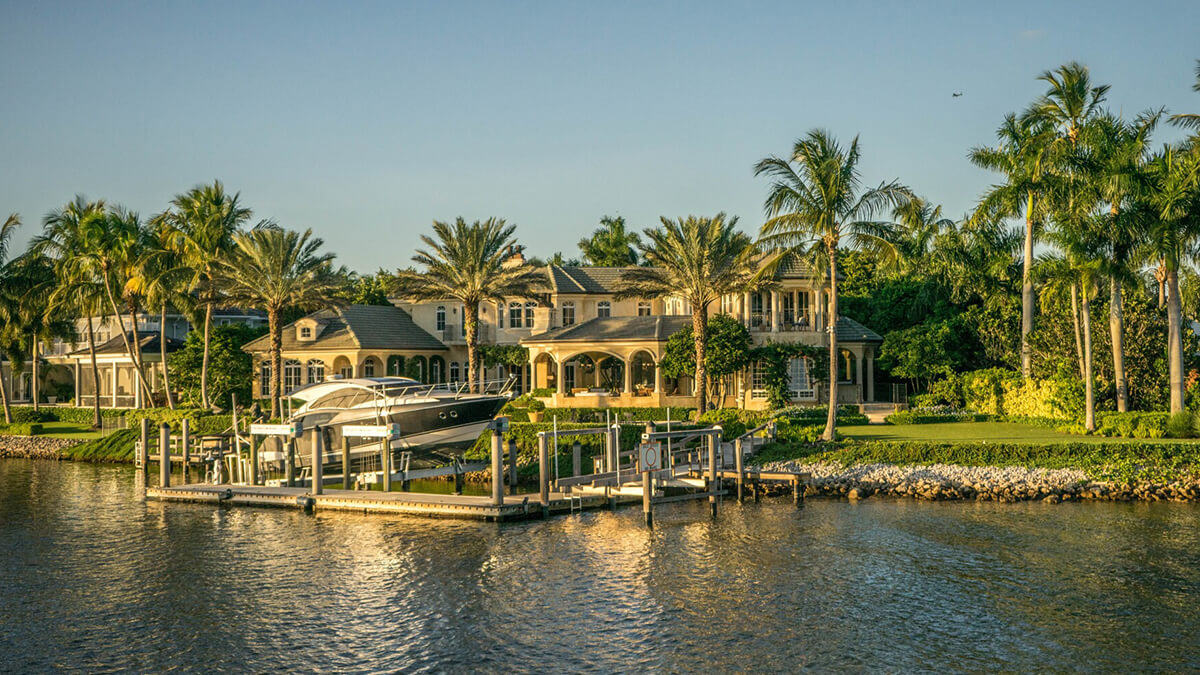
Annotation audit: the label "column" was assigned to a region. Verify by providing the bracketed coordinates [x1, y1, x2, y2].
[73, 363, 80, 406]
[855, 347, 864, 402]
[653, 360, 663, 394]
[743, 292, 751, 328]
[771, 291, 781, 332]
[556, 358, 566, 394]
[814, 288, 824, 333]
[529, 357, 538, 390]
[110, 366, 117, 408]
[134, 367, 142, 409]
[866, 348, 875, 402]
[623, 358, 633, 394]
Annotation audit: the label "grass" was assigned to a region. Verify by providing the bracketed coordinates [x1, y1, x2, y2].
[838, 421, 1198, 445]
[37, 422, 105, 440]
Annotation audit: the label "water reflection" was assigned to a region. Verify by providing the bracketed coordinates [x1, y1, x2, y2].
[1, 459, 1199, 672]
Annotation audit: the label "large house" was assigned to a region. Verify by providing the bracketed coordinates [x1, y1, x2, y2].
[248, 255, 883, 411]
[1, 309, 266, 409]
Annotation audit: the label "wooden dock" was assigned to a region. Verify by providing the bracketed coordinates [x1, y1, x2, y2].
[146, 483, 642, 522]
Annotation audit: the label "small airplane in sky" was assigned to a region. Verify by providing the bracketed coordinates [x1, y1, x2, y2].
[952, 92, 963, 97]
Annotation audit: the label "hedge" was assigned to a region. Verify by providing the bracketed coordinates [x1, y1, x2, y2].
[886, 410, 992, 425]
[124, 408, 248, 436]
[0, 423, 42, 436]
[913, 369, 1083, 421]
[4, 406, 126, 425]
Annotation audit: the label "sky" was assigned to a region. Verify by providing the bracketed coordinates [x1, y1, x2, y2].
[2, 0, 1198, 273]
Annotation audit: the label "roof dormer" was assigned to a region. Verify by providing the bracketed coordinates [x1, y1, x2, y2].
[295, 317, 326, 342]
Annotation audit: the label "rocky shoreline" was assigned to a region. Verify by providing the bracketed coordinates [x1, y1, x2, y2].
[0, 436, 81, 460]
[760, 460, 1200, 503]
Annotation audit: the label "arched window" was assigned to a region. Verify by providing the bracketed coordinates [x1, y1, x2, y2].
[597, 301, 611, 318]
[362, 358, 377, 378]
[305, 359, 325, 384]
[449, 361, 460, 383]
[524, 301, 535, 327]
[509, 301, 523, 328]
[411, 355, 427, 383]
[839, 349, 856, 383]
[561, 301, 576, 326]
[637, 301, 651, 316]
[387, 355, 405, 376]
[260, 362, 271, 397]
[283, 359, 303, 393]
[496, 301, 504, 329]
[429, 356, 445, 384]
[436, 306, 446, 332]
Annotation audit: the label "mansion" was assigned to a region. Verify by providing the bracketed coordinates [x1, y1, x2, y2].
[247, 257, 884, 411]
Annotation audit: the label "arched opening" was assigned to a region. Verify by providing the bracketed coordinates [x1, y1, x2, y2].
[360, 356, 382, 379]
[283, 359, 303, 394]
[332, 355, 353, 379]
[305, 359, 325, 385]
[449, 361, 460, 384]
[429, 355, 446, 384]
[387, 355, 406, 377]
[409, 355, 427, 383]
[839, 349, 857, 384]
[533, 352, 557, 392]
[630, 351, 656, 396]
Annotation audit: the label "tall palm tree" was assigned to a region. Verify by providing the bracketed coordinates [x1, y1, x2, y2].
[35, 197, 108, 427]
[1168, 59, 1200, 134]
[970, 113, 1057, 377]
[1026, 61, 1111, 148]
[615, 214, 756, 414]
[222, 224, 344, 418]
[1146, 145, 1200, 412]
[0, 214, 21, 423]
[578, 216, 641, 266]
[892, 197, 954, 271]
[136, 218, 193, 409]
[8, 251, 72, 412]
[391, 218, 544, 394]
[1083, 111, 1161, 412]
[158, 181, 252, 409]
[754, 130, 909, 439]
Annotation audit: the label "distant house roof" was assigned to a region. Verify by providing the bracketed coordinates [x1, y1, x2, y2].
[546, 266, 630, 295]
[836, 317, 882, 343]
[522, 315, 690, 344]
[67, 332, 184, 358]
[768, 252, 842, 281]
[242, 305, 446, 353]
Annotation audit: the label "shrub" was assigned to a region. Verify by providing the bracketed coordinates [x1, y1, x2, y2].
[527, 398, 546, 412]
[0, 423, 42, 436]
[1167, 411, 1195, 439]
[530, 388, 554, 398]
[886, 408, 991, 424]
[1090, 412, 1171, 439]
[1001, 377, 1084, 420]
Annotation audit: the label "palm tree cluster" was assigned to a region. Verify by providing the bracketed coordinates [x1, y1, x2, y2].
[968, 61, 1200, 429]
[2, 181, 345, 424]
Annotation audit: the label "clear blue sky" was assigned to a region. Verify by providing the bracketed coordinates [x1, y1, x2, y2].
[2, 1, 1197, 272]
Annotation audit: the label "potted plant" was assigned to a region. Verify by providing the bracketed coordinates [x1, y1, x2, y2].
[526, 398, 546, 423]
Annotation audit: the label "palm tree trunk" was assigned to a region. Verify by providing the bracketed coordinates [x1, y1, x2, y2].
[86, 315, 101, 428]
[127, 302, 154, 407]
[1021, 206, 1035, 378]
[692, 303, 708, 415]
[0, 356, 11, 424]
[269, 308, 282, 419]
[100, 275, 153, 405]
[1109, 277, 1128, 413]
[200, 302, 214, 409]
[160, 303, 175, 410]
[1070, 282, 1084, 380]
[1157, 262, 1167, 308]
[824, 243, 839, 441]
[1167, 265, 1186, 412]
[31, 338, 39, 412]
[465, 302, 479, 394]
[1081, 280, 1095, 432]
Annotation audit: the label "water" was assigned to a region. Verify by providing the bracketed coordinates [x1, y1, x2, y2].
[2, 459, 1199, 673]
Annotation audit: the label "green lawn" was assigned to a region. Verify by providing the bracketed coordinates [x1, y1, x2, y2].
[838, 421, 1195, 444]
[38, 422, 105, 440]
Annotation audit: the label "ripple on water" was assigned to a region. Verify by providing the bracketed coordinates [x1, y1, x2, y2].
[1, 459, 1199, 673]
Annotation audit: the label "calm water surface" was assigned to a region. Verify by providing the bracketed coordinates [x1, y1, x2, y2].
[2, 459, 1199, 673]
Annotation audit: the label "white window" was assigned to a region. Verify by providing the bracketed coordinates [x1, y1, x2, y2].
[300, 326, 312, 339]
[597, 301, 611, 318]
[436, 306, 446, 332]
[340, 365, 353, 378]
[260, 362, 271, 396]
[497, 302, 504, 329]
[450, 361, 460, 383]
[306, 359, 324, 384]
[750, 361, 768, 400]
[283, 360, 302, 393]
[637, 301, 651, 316]
[561, 302, 576, 326]
[789, 358, 816, 400]
[524, 301, 535, 327]
[509, 302, 523, 328]
[363, 360, 376, 377]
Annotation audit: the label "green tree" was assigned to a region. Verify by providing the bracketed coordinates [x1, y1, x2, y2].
[167, 323, 264, 410]
[577, 216, 641, 266]
[0, 214, 21, 423]
[878, 316, 981, 391]
[659, 314, 752, 408]
[335, 271, 393, 306]
[390, 218, 544, 393]
[221, 225, 344, 417]
[615, 214, 756, 414]
[755, 130, 909, 439]
[157, 181, 252, 409]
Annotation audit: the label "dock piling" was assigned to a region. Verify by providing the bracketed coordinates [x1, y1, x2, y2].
[708, 431, 718, 518]
[285, 439, 295, 488]
[250, 435, 260, 486]
[735, 438, 745, 502]
[508, 438, 518, 495]
[181, 419, 191, 485]
[642, 470, 653, 527]
[159, 423, 171, 488]
[454, 461, 464, 495]
[537, 433, 549, 514]
[311, 427, 323, 496]
[341, 437, 351, 490]
[138, 419, 149, 478]
[572, 441, 581, 477]
[491, 429, 504, 507]
[382, 442, 392, 492]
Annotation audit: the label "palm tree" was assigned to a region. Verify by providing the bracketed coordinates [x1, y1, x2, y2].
[1083, 111, 1161, 412]
[222, 224, 344, 418]
[1168, 59, 1200, 134]
[892, 197, 955, 273]
[159, 181, 252, 409]
[35, 197, 108, 427]
[1146, 145, 1200, 412]
[754, 130, 909, 439]
[390, 218, 544, 394]
[0, 214, 21, 423]
[969, 113, 1057, 377]
[578, 216, 641, 266]
[615, 214, 756, 414]
[137, 218, 194, 409]
[8, 252, 72, 413]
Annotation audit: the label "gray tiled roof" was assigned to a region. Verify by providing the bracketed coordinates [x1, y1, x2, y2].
[243, 305, 446, 353]
[547, 266, 630, 294]
[68, 332, 184, 357]
[770, 252, 842, 280]
[522, 315, 690, 344]
[836, 316, 883, 343]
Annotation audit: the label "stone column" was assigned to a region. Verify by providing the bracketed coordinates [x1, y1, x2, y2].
[866, 348, 875, 402]
[110, 366, 117, 408]
[529, 357, 538, 390]
[771, 291, 781, 332]
[814, 288, 824, 333]
[556, 358, 566, 394]
[653, 359, 663, 394]
[623, 358, 633, 394]
[855, 347, 864, 402]
[743, 292, 751, 328]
